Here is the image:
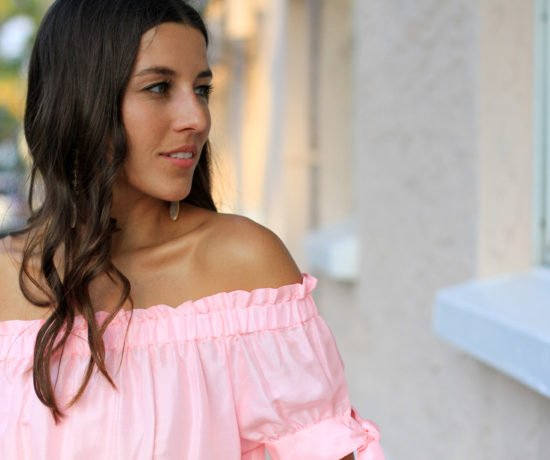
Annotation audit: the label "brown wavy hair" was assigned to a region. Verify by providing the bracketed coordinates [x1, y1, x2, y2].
[19, 0, 216, 423]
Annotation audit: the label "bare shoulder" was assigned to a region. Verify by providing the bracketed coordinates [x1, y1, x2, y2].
[0, 233, 42, 321]
[0, 234, 23, 271]
[197, 211, 302, 292]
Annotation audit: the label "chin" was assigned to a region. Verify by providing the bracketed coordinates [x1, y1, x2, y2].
[164, 188, 192, 203]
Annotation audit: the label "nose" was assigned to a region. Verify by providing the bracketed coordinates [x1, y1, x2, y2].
[171, 90, 210, 134]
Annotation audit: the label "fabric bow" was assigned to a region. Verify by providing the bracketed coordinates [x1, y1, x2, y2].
[351, 408, 386, 460]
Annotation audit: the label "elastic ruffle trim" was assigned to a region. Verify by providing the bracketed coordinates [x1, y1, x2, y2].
[0, 274, 318, 359]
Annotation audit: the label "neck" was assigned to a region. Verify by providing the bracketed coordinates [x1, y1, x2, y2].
[110, 186, 171, 256]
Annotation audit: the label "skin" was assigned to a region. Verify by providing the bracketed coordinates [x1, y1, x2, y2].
[105, 23, 304, 308]
[112, 24, 211, 235]
[0, 23, 355, 459]
[0, 23, 302, 314]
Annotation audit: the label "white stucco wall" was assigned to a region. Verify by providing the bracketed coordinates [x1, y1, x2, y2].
[350, 0, 550, 459]
[317, 0, 354, 226]
[478, 0, 535, 276]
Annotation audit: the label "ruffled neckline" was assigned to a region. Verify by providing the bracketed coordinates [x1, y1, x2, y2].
[0, 274, 317, 335]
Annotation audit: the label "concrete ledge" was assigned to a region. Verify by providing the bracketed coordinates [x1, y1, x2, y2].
[433, 269, 550, 398]
[304, 219, 358, 281]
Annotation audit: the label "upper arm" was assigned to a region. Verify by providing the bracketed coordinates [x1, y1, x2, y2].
[201, 214, 302, 292]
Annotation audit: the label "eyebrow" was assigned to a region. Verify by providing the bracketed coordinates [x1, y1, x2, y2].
[134, 66, 213, 79]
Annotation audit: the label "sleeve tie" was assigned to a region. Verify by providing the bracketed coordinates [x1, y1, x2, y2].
[351, 407, 386, 460]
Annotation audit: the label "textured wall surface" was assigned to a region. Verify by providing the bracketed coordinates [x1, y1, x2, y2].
[345, 0, 550, 459]
[317, 0, 354, 226]
[478, 0, 535, 276]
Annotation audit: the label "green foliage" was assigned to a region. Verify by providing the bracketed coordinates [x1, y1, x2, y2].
[0, 0, 49, 124]
[1, 0, 47, 22]
[0, 106, 17, 140]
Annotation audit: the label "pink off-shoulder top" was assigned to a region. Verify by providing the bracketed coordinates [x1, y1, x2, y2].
[0, 275, 384, 460]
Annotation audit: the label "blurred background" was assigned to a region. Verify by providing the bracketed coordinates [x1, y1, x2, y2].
[0, 0, 43, 234]
[2, 0, 550, 459]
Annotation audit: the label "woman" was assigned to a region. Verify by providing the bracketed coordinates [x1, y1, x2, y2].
[0, 1, 384, 459]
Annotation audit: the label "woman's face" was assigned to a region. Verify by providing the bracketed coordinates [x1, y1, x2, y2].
[120, 23, 212, 204]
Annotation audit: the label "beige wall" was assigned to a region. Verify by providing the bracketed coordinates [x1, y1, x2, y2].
[352, 0, 550, 459]
[317, 0, 354, 226]
[278, 0, 310, 264]
[208, 0, 287, 220]
[208, 0, 354, 266]
[208, 1, 550, 458]
[478, 0, 535, 277]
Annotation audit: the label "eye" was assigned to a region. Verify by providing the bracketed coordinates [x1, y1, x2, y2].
[195, 84, 213, 101]
[144, 81, 170, 95]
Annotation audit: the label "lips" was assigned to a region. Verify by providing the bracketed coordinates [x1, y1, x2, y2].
[160, 144, 198, 169]
[161, 144, 197, 157]
[166, 152, 193, 159]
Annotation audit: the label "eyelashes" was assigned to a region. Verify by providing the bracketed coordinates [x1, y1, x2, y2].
[143, 81, 214, 101]
[195, 83, 213, 100]
[144, 81, 170, 95]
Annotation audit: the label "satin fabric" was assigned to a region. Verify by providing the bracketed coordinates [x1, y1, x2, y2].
[0, 275, 384, 459]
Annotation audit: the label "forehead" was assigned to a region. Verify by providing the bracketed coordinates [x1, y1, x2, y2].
[136, 23, 208, 68]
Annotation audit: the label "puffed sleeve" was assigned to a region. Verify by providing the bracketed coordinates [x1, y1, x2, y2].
[227, 275, 385, 460]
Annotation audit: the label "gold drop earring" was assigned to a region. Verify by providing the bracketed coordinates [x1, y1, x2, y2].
[169, 201, 180, 221]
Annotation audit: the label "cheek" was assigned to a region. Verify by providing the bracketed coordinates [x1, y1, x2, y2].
[122, 94, 167, 143]
[124, 107, 154, 149]
[122, 117, 154, 177]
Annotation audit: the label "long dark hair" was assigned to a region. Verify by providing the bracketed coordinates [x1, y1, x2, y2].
[21, 0, 216, 422]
